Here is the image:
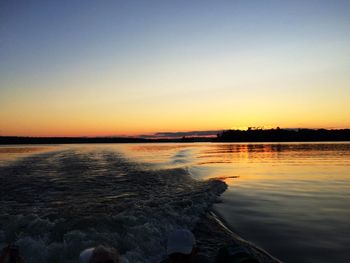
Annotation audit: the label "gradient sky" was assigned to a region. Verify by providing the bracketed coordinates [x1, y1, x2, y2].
[1, 0, 349, 136]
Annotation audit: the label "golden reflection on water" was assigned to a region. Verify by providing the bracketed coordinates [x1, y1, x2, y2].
[0, 146, 50, 154]
[1, 143, 349, 187]
[114, 142, 350, 188]
[131, 144, 194, 152]
[0, 145, 55, 164]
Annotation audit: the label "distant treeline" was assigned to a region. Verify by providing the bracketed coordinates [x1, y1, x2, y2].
[0, 136, 151, 144]
[215, 128, 350, 142]
[0, 136, 207, 144]
[1, 128, 350, 144]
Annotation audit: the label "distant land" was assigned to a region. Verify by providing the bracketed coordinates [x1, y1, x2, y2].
[0, 128, 350, 144]
[214, 128, 350, 142]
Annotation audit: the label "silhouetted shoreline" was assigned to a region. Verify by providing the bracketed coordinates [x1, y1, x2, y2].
[0, 136, 202, 144]
[215, 128, 350, 142]
[1, 128, 350, 144]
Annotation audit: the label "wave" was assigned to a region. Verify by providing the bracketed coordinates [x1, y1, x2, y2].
[0, 148, 227, 263]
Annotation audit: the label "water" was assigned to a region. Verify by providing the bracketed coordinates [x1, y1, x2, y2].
[0, 143, 349, 263]
[0, 144, 226, 263]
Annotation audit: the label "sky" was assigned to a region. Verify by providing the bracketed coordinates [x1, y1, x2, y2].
[0, 0, 349, 136]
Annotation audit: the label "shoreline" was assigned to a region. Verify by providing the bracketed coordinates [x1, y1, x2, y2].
[1, 128, 350, 145]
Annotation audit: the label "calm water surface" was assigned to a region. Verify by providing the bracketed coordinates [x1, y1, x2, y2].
[0, 142, 349, 263]
[116, 142, 350, 263]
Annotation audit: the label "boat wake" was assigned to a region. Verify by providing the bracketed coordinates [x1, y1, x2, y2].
[0, 148, 226, 262]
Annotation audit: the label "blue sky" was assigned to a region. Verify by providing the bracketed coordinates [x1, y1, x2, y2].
[0, 0, 349, 136]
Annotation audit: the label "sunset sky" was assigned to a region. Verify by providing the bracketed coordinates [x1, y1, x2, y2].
[1, 0, 349, 136]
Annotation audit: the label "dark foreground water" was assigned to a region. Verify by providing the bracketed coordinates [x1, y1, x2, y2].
[0, 143, 349, 263]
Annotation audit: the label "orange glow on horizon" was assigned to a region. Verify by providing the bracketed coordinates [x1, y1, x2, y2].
[1, 120, 349, 138]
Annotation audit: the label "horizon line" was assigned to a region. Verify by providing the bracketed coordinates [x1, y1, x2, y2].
[1, 127, 350, 139]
